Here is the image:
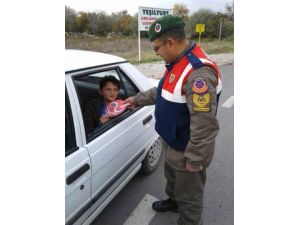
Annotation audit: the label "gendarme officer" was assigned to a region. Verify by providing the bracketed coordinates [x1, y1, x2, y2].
[124, 14, 222, 225]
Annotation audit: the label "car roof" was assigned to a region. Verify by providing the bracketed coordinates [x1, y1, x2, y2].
[65, 49, 127, 72]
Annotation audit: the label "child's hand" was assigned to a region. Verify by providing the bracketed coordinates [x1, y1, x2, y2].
[100, 114, 110, 123]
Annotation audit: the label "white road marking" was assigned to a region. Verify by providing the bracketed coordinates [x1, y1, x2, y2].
[123, 194, 158, 225]
[222, 95, 234, 108]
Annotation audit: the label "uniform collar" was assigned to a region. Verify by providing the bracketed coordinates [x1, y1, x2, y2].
[165, 41, 196, 71]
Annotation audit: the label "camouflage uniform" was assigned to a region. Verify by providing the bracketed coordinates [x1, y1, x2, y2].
[135, 14, 221, 225]
[133, 48, 220, 225]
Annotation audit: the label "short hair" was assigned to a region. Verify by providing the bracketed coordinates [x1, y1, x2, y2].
[99, 75, 120, 90]
[157, 28, 186, 43]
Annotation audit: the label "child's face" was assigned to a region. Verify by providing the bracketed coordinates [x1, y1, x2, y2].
[100, 82, 119, 102]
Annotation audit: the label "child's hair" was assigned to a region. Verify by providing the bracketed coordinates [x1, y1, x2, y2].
[99, 75, 120, 90]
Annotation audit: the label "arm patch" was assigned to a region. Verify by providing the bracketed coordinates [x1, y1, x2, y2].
[193, 93, 211, 112]
[192, 78, 209, 94]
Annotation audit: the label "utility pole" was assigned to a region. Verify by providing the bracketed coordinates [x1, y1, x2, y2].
[218, 17, 223, 41]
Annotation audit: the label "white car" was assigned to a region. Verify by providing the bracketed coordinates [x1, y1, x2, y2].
[65, 50, 162, 225]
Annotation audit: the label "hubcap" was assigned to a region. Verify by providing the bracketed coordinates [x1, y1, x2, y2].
[148, 139, 162, 167]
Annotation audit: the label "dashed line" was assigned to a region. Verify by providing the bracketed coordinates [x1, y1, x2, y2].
[123, 194, 158, 225]
[222, 96, 234, 108]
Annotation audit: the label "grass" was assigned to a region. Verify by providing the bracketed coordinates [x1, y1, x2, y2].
[65, 36, 233, 64]
[197, 38, 234, 55]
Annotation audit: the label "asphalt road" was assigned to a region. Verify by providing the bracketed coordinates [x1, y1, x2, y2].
[91, 63, 234, 225]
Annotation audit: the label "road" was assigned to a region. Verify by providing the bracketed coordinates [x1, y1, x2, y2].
[91, 63, 234, 225]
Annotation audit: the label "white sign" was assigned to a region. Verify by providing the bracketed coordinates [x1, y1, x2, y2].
[138, 6, 173, 31]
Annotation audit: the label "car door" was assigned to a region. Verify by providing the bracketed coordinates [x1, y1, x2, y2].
[65, 86, 92, 225]
[69, 65, 155, 209]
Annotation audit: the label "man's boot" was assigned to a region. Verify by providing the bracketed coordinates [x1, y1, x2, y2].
[152, 198, 178, 212]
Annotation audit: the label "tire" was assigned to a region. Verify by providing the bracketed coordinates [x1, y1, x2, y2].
[141, 138, 162, 175]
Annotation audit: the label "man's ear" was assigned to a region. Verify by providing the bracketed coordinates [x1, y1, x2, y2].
[168, 38, 176, 49]
[98, 89, 102, 95]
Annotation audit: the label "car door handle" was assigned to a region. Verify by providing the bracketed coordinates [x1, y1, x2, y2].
[66, 163, 90, 185]
[143, 115, 153, 125]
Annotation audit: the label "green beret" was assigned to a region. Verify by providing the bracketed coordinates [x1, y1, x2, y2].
[148, 14, 185, 41]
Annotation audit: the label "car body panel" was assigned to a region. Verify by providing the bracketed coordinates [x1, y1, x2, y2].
[86, 106, 156, 195]
[119, 62, 154, 91]
[65, 49, 161, 225]
[65, 50, 126, 73]
[65, 148, 92, 223]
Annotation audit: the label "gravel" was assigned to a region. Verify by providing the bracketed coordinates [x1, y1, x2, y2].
[134, 53, 233, 79]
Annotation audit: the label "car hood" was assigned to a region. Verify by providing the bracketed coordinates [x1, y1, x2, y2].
[147, 78, 159, 87]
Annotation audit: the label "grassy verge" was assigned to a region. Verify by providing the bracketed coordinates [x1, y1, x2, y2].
[65, 36, 233, 64]
[196, 38, 234, 55]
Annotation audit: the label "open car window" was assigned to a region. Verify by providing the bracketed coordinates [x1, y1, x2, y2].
[72, 67, 140, 142]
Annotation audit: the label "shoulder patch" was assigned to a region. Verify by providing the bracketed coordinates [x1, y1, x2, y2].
[192, 78, 208, 94]
[193, 93, 211, 112]
[169, 73, 176, 83]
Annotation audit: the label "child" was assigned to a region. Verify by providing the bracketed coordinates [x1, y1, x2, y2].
[84, 75, 121, 135]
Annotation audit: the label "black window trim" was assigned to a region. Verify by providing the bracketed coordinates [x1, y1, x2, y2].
[116, 67, 140, 97]
[70, 65, 143, 144]
[65, 88, 79, 157]
[65, 60, 128, 74]
[70, 65, 140, 93]
[86, 107, 141, 143]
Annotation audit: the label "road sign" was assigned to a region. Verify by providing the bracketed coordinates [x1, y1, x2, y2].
[138, 6, 172, 31]
[137, 6, 173, 61]
[196, 24, 205, 33]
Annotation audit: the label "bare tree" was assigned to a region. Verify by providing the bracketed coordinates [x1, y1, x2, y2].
[76, 12, 89, 33]
[225, 1, 234, 20]
[65, 6, 77, 32]
[87, 12, 101, 35]
[173, 3, 190, 20]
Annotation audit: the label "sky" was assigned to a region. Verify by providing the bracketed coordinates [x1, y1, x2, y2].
[65, 0, 232, 15]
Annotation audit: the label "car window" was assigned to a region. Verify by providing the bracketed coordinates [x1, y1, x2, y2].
[72, 67, 140, 142]
[65, 89, 77, 156]
[119, 68, 139, 97]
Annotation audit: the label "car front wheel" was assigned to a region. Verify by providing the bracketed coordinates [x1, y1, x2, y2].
[141, 138, 162, 175]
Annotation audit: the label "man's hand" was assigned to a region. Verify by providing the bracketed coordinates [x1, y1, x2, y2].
[124, 97, 135, 109]
[186, 162, 203, 172]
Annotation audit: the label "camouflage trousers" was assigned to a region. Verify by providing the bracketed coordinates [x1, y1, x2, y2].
[163, 139, 207, 225]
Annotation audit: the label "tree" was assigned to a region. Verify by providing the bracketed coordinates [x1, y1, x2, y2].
[216, 2, 234, 40]
[185, 6, 234, 39]
[124, 14, 137, 36]
[97, 12, 113, 35]
[111, 10, 136, 36]
[87, 12, 101, 35]
[129, 13, 138, 36]
[76, 12, 89, 33]
[65, 6, 77, 32]
[225, 1, 234, 21]
[187, 9, 217, 38]
[173, 3, 190, 20]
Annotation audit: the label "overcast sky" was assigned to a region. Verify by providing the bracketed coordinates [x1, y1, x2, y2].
[65, 0, 232, 15]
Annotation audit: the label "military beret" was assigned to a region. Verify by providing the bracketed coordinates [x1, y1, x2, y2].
[148, 14, 185, 41]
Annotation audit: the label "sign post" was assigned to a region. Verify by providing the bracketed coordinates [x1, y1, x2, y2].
[195, 23, 205, 46]
[138, 6, 173, 61]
